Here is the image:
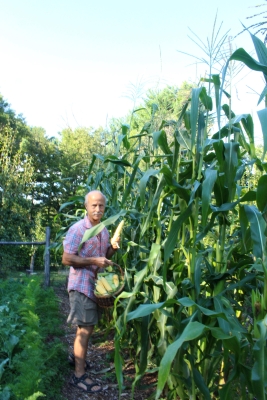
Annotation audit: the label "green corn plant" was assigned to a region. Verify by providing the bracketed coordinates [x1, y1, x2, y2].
[115, 56, 267, 400]
[56, 30, 267, 399]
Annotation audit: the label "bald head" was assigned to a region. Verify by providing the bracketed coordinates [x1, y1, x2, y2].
[85, 190, 107, 226]
[84, 190, 106, 206]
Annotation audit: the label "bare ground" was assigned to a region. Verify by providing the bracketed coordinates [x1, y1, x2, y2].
[54, 284, 157, 400]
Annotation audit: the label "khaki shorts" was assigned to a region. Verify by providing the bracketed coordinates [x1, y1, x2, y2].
[67, 291, 101, 327]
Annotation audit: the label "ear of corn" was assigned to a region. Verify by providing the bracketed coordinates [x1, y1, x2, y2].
[113, 274, 119, 287]
[97, 279, 106, 289]
[95, 272, 123, 295]
[113, 220, 124, 240]
[100, 277, 113, 292]
[111, 220, 124, 248]
[96, 284, 107, 294]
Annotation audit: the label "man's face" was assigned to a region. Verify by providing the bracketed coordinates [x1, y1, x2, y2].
[86, 192, 106, 226]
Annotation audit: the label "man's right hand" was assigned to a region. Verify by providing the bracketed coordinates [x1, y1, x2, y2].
[92, 257, 114, 268]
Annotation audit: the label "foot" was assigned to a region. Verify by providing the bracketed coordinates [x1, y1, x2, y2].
[71, 373, 102, 393]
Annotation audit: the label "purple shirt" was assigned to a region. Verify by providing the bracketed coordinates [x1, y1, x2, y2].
[63, 215, 110, 301]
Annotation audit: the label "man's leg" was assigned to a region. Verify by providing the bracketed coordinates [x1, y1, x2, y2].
[68, 292, 102, 392]
[72, 325, 101, 392]
[74, 325, 94, 376]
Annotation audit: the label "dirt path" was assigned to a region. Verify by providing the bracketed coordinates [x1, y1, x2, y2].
[55, 284, 157, 400]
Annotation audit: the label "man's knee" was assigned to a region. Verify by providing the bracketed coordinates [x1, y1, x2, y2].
[77, 325, 94, 337]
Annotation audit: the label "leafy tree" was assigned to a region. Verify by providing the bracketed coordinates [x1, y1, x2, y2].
[20, 127, 62, 226]
[58, 126, 104, 197]
[0, 94, 29, 153]
[0, 119, 34, 270]
[128, 82, 193, 136]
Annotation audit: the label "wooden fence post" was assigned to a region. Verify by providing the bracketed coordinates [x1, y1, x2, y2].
[44, 227, 51, 287]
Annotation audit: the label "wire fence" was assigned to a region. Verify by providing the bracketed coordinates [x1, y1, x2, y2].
[0, 227, 51, 287]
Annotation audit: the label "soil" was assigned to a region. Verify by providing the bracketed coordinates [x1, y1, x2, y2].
[54, 283, 157, 400]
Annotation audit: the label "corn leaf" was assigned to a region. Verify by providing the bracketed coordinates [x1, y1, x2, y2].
[224, 141, 239, 201]
[192, 368, 212, 400]
[0, 358, 9, 380]
[114, 336, 124, 396]
[121, 124, 131, 150]
[199, 86, 213, 111]
[104, 155, 132, 167]
[251, 315, 267, 399]
[213, 297, 231, 334]
[212, 74, 221, 136]
[229, 48, 267, 75]
[140, 175, 165, 236]
[241, 114, 254, 148]
[156, 321, 207, 399]
[202, 168, 217, 226]
[257, 175, 267, 213]
[190, 87, 202, 149]
[249, 31, 267, 83]
[221, 47, 267, 134]
[152, 130, 172, 156]
[127, 297, 227, 322]
[257, 108, 267, 159]
[121, 155, 142, 207]
[244, 205, 266, 258]
[78, 210, 126, 250]
[139, 169, 159, 205]
[164, 203, 193, 263]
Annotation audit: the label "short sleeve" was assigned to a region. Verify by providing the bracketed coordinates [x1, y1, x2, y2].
[63, 224, 84, 255]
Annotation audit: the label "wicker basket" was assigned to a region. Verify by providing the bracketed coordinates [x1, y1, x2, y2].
[94, 264, 125, 308]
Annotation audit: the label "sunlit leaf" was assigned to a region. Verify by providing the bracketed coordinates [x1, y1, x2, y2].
[229, 48, 267, 75]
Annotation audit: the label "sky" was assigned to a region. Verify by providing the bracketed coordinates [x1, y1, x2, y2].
[0, 0, 265, 141]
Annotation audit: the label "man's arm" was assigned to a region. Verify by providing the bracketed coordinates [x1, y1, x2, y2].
[106, 246, 118, 259]
[62, 252, 113, 269]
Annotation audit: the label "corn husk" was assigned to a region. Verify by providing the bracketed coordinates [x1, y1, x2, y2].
[111, 220, 124, 248]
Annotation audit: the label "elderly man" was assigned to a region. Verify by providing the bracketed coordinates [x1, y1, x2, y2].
[62, 190, 119, 393]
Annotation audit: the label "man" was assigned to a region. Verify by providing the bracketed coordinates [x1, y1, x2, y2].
[62, 190, 119, 393]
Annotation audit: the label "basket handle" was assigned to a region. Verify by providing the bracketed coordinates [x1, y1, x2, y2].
[112, 262, 124, 278]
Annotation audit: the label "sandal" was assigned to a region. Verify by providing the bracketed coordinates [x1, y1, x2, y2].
[70, 373, 102, 393]
[68, 353, 92, 370]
